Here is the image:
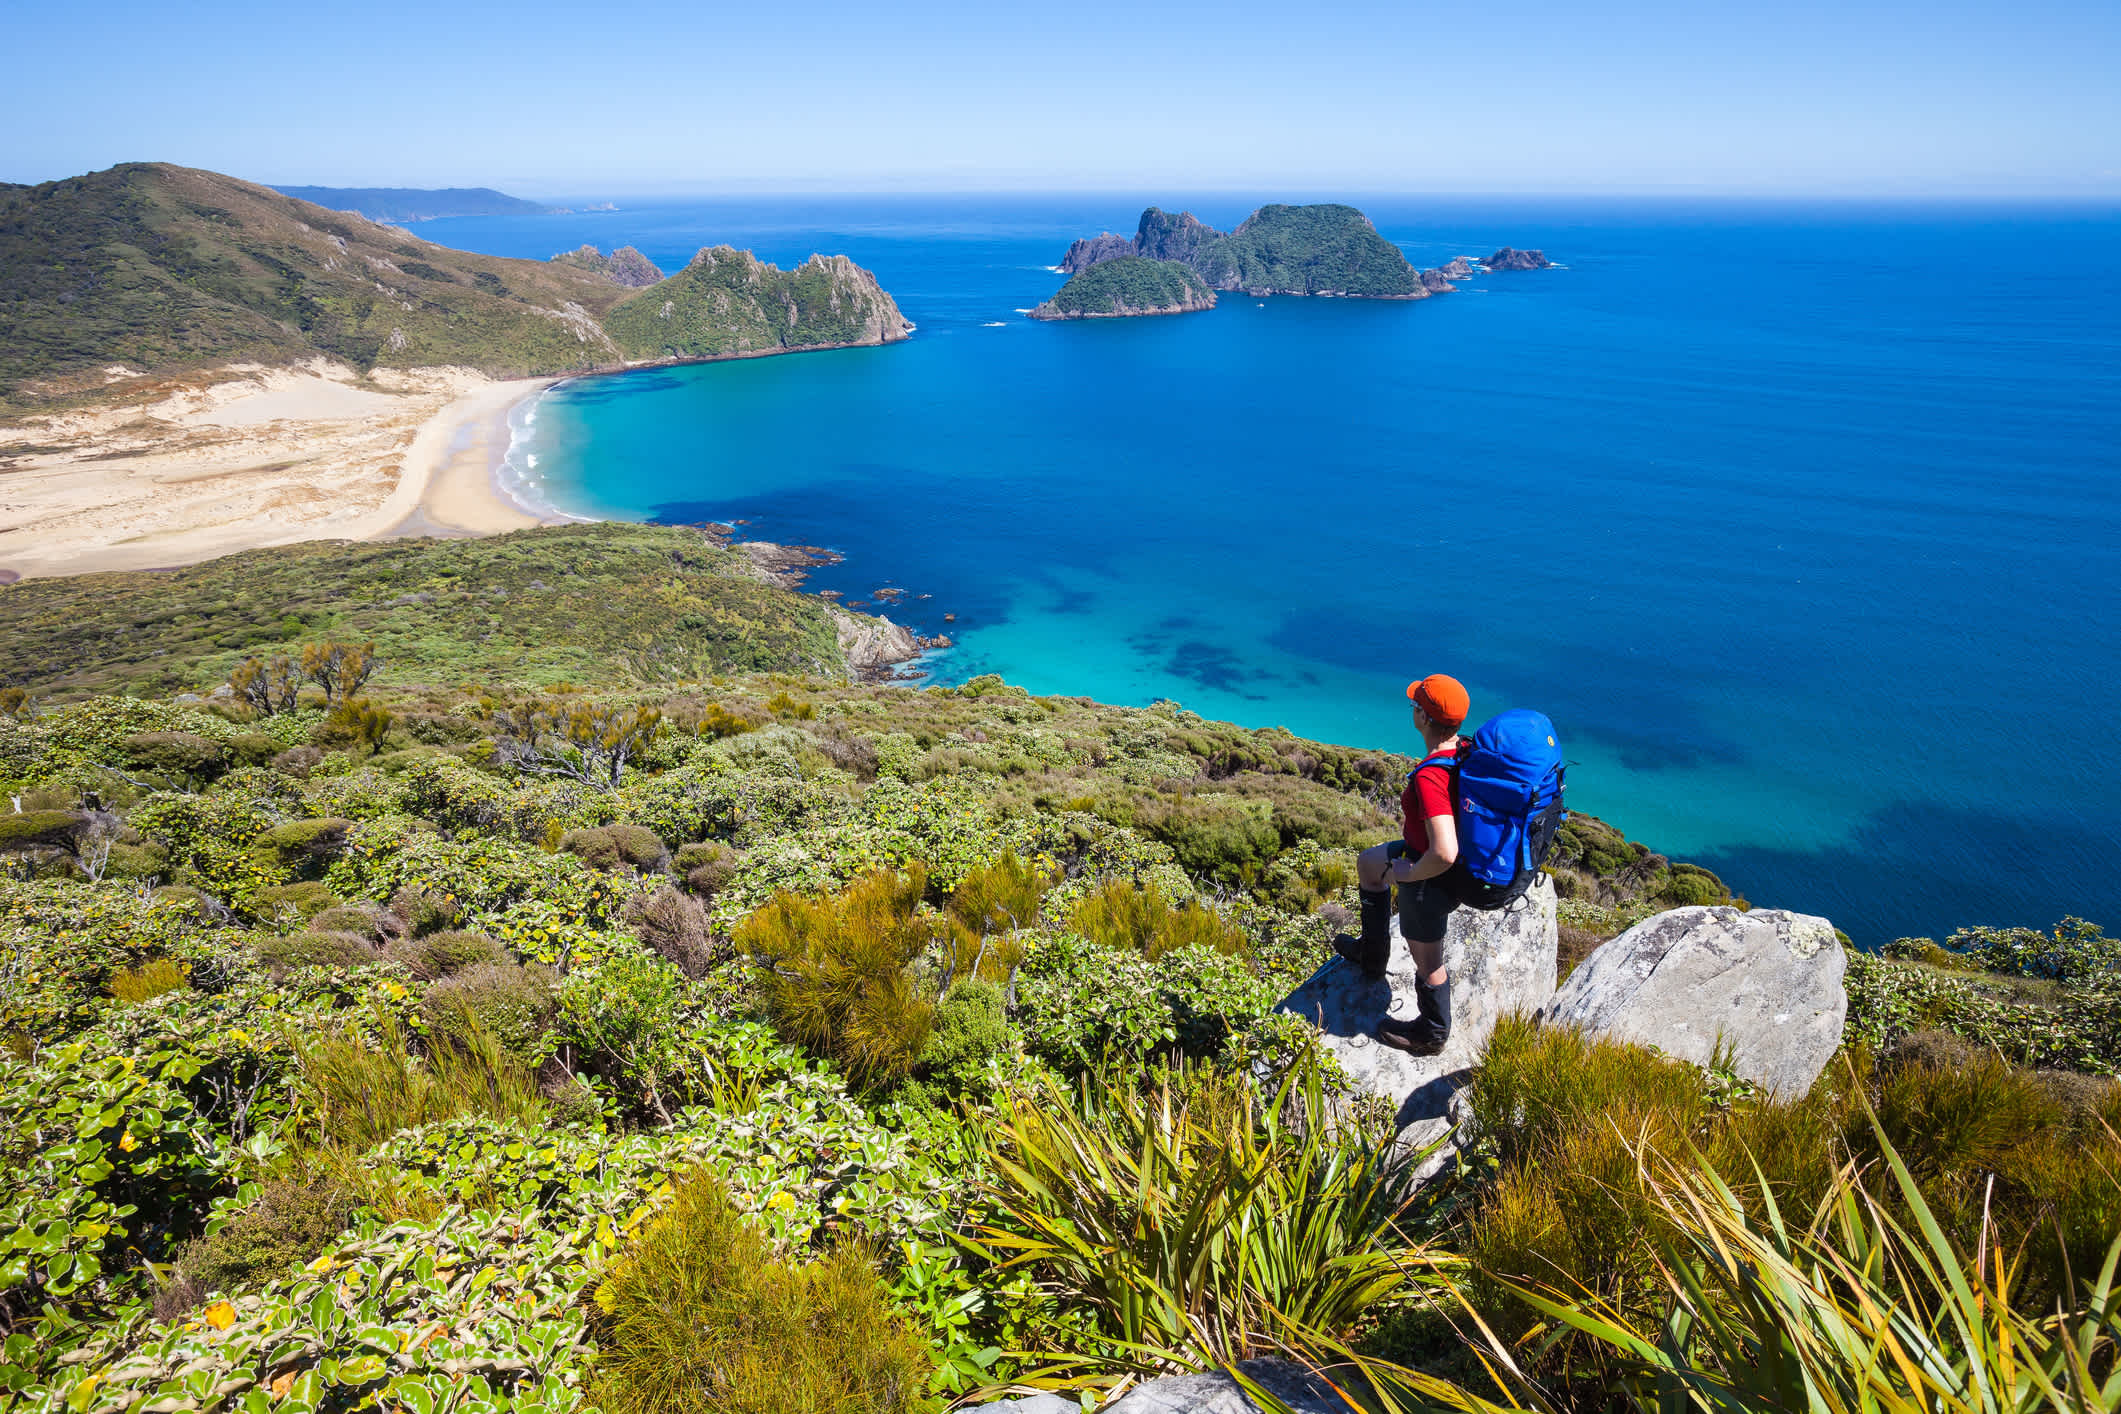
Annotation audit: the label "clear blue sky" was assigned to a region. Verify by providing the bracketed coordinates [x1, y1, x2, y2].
[7, 0, 2117, 197]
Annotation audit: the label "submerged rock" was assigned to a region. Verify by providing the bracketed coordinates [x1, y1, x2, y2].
[1545, 905, 1846, 1097]
[1276, 876, 1557, 1172]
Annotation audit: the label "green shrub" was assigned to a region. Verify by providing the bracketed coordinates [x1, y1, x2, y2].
[1946, 917, 2121, 982]
[165, 1179, 357, 1303]
[588, 1169, 936, 1414]
[421, 961, 558, 1063]
[739, 869, 936, 1089]
[255, 930, 376, 972]
[251, 880, 340, 922]
[101, 841, 169, 881]
[561, 824, 671, 873]
[386, 929, 505, 980]
[1656, 862, 1730, 906]
[308, 904, 384, 939]
[120, 731, 228, 782]
[109, 959, 191, 1005]
[915, 979, 1013, 1096]
[674, 840, 741, 898]
[1070, 878, 1249, 960]
[252, 817, 352, 871]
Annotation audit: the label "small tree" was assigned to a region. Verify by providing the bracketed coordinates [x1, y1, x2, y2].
[326, 698, 395, 755]
[229, 654, 300, 715]
[942, 852, 1057, 1001]
[300, 641, 378, 705]
[487, 698, 663, 789]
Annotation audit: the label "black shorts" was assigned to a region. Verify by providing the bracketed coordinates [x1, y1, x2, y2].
[1384, 839, 1464, 944]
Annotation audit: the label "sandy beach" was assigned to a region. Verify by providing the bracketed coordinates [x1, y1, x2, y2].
[0, 361, 557, 581]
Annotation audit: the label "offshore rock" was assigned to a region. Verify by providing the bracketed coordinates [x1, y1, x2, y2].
[1546, 906, 1846, 1097]
[1418, 267, 1457, 293]
[1486, 246, 1553, 271]
[1103, 1359, 1347, 1413]
[1438, 256, 1475, 279]
[1276, 876, 1557, 1172]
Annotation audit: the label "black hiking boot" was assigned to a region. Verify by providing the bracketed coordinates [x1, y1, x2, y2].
[1330, 887, 1392, 979]
[1375, 977, 1452, 1056]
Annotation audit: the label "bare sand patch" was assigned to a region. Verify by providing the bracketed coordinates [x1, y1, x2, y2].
[0, 360, 554, 580]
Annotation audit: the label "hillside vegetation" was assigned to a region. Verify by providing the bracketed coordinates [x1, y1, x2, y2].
[1031, 257, 1213, 319]
[0, 164, 908, 408]
[0, 527, 2114, 1411]
[0, 524, 861, 698]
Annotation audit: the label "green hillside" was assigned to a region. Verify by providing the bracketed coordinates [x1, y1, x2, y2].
[1199, 203, 1424, 296]
[0, 523, 858, 698]
[601, 247, 911, 359]
[0, 164, 907, 408]
[1, 522, 2114, 1412]
[1032, 256, 1213, 319]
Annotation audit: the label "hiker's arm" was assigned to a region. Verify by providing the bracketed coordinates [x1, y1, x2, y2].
[1391, 814, 1459, 881]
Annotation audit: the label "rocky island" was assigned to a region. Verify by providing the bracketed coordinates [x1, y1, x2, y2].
[1486, 246, 1553, 270]
[549, 243, 665, 288]
[1028, 256, 1214, 320]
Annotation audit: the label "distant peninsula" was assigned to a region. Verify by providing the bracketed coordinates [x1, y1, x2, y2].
[269, 185, 556, 223]
[1029, 257, 1214, 320]
[0, 163, 912, 408]
[1047, 204, 1553, 316]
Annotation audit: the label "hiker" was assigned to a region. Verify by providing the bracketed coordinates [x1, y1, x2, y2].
[1335, 674, 1470, 1055]
[1334, 676, 1569, 1057]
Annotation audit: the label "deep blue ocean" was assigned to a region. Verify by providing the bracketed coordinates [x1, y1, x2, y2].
[415, 196, 2121, 945]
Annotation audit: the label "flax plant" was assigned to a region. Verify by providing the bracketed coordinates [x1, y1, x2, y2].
[1486, 1112, 2121, 1414]
[967, 1053, 1452, 1389]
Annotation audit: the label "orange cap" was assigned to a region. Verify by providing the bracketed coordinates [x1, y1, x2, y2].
[1406, 674, 1469, 728]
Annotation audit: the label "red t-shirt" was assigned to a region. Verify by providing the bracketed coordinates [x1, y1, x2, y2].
[1402, 741, 1459, 855]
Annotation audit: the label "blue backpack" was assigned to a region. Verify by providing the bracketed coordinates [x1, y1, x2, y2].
[1420, 708, 1567, 910]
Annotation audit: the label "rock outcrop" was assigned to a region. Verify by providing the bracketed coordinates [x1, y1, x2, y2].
[1486, 246, 1552, 271]
[1418, 267, 1457, 293]
[963, 1362, 1345, 1413]
[829, 604, 922, 680]
[549, 244, 665, 288]
[1277, 876, 1557, 1170]
[1438, 256, 1475, 279]
[1545, 906, 1846, 1097]
[1057, 231, 1134, 274]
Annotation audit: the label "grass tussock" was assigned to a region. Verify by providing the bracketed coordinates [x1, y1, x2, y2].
[588, 1169, 936, 1414]
[1070, 877, 1250, 961]
[295, 1009, 545, 1154]
[108, 959, 190, 1005]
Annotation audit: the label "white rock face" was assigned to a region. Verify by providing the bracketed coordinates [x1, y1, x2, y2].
[1102, 1359, 1347, 1413]
[1545, 905, 1846, 1097]
[1275, 877, 1558, 1169]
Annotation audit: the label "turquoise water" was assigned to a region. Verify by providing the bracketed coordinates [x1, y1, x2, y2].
[421, 198, 2121, 944]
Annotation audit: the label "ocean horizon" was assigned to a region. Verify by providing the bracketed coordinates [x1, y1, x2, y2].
[418, 194, 2121, 947]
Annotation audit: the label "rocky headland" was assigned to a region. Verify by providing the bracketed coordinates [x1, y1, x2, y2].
[549, 243, 665, 288]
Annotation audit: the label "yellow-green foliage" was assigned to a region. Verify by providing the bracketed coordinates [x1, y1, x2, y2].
[295, 1011, 545, 1154]
[1463, 1016, 2121, 1355]
[588, 1169, 936, 1414]
[108, 959, 190, 1005]
[1070, 878, 1249, 960]
[739, 869, 938, 1088]
[943, 852, 1056, 984]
